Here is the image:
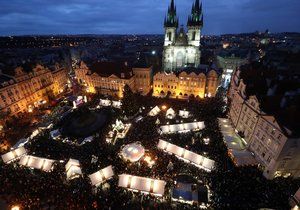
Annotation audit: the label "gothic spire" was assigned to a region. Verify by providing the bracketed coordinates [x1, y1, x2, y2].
[187, 0, 203, 28]
[164, 0, 178, 28]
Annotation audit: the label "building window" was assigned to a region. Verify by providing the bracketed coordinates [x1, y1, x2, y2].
[192, 31, 196, 41]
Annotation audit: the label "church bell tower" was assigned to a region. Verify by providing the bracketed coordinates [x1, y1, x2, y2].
[164, 0, 178, 46]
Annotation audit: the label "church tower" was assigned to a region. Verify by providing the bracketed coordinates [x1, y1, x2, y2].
[187, 0, 203, 47]
[164, 0, 178, 46]
[162, 0, 202, 72]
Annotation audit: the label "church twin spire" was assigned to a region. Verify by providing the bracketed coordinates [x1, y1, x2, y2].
[187, 0, 203, 27]
[164, 0, 179, 28]
[164, 0, 203, 28]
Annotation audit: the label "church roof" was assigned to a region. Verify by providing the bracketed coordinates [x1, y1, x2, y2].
[174, 26, 188, 46]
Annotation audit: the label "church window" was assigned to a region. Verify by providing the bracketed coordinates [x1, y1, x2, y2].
[192, 31, 196, 41]
[168, 32, 171, 41]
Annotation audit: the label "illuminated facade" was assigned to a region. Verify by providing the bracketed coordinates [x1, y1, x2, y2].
[228, 68, 300, 179]
[0, 64, 68, 115]
[153, 69, 218, 98]
[163, 0, 203, 72]
[75, 61, 152, 98]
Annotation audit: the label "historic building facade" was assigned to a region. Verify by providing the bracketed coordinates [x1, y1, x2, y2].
[163, 0, 203, 72]
[0, 64, 69, 115]
[153, 69, 218, 99]
[228, 68, 300, 179]
[75, 61, 152, 98]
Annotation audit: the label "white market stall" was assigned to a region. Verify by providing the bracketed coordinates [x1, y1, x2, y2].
[166, 108, 176, 119]
[159, 121, 205, 134]
[118, 174, 166, 196]
[1, 147, 27, 164]
[89, 165, 114, 187]
[65, 158, 82, 180]
[19, 155, 55, 172]
[179, 110, 190, 118]
[148, 106, 161, 116]
[157, 140, 215, 172]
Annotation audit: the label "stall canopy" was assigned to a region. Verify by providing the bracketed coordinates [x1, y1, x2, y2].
[99, 99, 111, 107]
[157, 140, 215, 172]
[159, 121, 205, 134]
[148, 106, 161, 116]
[65, 158, 82, 180]
[118, 174, 166, 196]
[19, 155, 55, 172]
[166, 108, 176, 119]
[89, 165, 114, 187]
[179, 110, 190, 118]
[99, 99, 122, 109]
[1, 147, 27, 164]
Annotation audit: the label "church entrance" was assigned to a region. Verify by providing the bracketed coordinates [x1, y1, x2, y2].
[176, 52, 184, 68]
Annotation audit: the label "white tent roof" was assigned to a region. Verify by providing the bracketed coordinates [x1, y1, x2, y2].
[166, 108, 176, 118]
[89, 165, 114, 186]
[1, 147, 27, 164]
[118, 174, 166, 196]
[159, 121, 205, 134]
[99, 99, 111, 106]
[148, 106, 161, 116]
[65, 158, 82, 180]
[179, 110, 190, 118]
[157, 140, 215, 172]
[112, 100, 122, 109]
[19, 155, 55, 172]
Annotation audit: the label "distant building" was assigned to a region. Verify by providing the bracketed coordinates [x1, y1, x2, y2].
[228, 63, 300, 179]
[153, 67, 218, 99]
[0, 63, 68, 115]
[216, 50, 249, 88]
[163, 0, 203, 72]
[75, 61, 152, 98]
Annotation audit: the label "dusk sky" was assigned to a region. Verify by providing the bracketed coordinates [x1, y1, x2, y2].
[0, 0, 300, 36]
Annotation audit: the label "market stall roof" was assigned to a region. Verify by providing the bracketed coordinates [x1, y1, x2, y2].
[19, 155, 55, 172]
[1, 147, 27, 164]
[158, 139, 215, 171]
[65, 158, 82, 180]
[148, 106, 161, 116]
[120, 142, 145, 162]
[89, 165, 114, 187]
[179, 110, 190, 118]
[118, 174, 166, 196]
[166, 108, 176, 119]
[159, 121, 205, 134]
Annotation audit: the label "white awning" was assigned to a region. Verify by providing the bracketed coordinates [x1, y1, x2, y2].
[148, 106, 161, 116]
[159, 121, 205, 134]
[19, 155, 55, 172]
[1, 147, 27, 164]
[65, 158, 82, 180]
[99, 99, 122, 109]
[99, 99, 111, 106]
[166, 108, 176, 119]
[89, 165, 114, 186]
[157, 139, 215, 172]
[179, 110, 190, 118]
[118, 174, 166, 196]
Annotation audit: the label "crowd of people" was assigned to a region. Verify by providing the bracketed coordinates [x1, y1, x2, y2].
[0, 93, 299, 210]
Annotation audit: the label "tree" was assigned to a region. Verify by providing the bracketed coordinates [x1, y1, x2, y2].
[121, 84, 139, 116]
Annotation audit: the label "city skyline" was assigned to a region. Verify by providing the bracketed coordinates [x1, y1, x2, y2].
[0, 0, 300, 36]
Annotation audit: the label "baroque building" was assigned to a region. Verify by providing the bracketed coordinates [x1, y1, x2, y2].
[163, 0, 203, 72]
[228, 64, 300, 179]
[0, 63, 69, 115]
[75, 61, 152, 98]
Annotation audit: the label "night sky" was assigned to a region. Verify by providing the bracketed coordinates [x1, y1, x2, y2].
[0, 0, 300, 36]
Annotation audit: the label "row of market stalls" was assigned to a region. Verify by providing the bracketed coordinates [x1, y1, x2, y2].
[159, 121, 205, 134]
[158, 140, 215, 172]
[99, 99, 122, 109]
[148, 106, 191, 119]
